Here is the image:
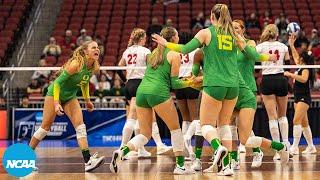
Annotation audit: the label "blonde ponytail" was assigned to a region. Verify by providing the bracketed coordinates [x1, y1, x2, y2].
[212, 4, 239, 40]
[128, 28, 146, 47]
[260, 24, 278, 43]
[148, 26, 176, 69]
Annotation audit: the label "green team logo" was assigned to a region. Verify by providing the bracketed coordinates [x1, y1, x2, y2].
[77, 75, 90, 86]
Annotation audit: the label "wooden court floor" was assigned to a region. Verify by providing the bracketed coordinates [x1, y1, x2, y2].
[1, 146, 320, 180]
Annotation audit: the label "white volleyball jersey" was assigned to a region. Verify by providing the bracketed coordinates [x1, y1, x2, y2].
[122, 45, 151, 79]
[256, 41, 288, 75]
[179, 48, 199, 78]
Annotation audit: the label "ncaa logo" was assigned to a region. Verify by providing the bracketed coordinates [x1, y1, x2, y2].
[2, 143, 36, 177]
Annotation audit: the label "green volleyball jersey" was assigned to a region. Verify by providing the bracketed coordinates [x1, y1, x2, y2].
[203, 25, 239, 87]
[237, 47, 257, 92]
[137, 48, 171, 97]
[47, 64, 91, 102]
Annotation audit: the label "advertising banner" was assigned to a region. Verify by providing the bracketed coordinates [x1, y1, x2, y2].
[13, 108, 126, 145]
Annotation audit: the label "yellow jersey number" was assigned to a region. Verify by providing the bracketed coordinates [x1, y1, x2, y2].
[217, 34, 232, 51]
[77, 75, 90, 86]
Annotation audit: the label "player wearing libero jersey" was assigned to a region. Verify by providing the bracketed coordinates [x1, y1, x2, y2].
[118, 28, 171, 158]
[284, 34, 316, 155]
[110, 27, 198, 175]
[175, 32, 201, 161]
[256, 24, 291, 161]
[152, 4, 248, 176]
[29, 41, 105, 172]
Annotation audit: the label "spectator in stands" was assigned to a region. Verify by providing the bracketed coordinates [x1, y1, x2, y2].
[204, 16, 211, 28]
[308, 29, 319, 50]
[77, 29, 92, 46]
[109, 79, 125, 106]
[60, 29, 77, 50]
[295, 31, 309, 48]
[31, 59, 51, 87]
[96, 74, 111, 90]
[27, 79, 42, 94]
[109, 79, 125, 96]
[259, 10, 273, 28]
[147, 17, 162, 36]
[94, 82, 109, 103]
[19, 95, 31, 108]
[163, 18, 173, 28]
[191, 11, 205, 30]
[42, 37, 61, 59]
[246, 12, 260, 29]
[93, 35, 105, 58]
[0, 96, 5, 109]
[313, 70, 320, 91]
[275, 13, 289, 36]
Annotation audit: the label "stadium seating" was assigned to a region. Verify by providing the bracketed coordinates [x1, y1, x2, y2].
[0, 0, 32, 67]
[50, 0, 319, 67]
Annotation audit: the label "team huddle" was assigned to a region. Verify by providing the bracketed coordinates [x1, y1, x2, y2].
[28, 3, 315, 176]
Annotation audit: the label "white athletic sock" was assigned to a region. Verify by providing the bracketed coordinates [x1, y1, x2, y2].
[269, 120, 280, 142]
[185, 120, 198, 140]
[152, 122, 163, 147]
[120, 119, 136, 147]
[302, 126, 314, 146]
[293, 125, 302, 147]
[278, 117, 289, 142]
[182, 121, 191, 135]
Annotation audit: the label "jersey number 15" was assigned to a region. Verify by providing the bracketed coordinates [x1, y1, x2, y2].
[217, 35, 233, 51]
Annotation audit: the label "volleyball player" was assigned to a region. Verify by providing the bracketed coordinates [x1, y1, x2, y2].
[29, 41, 105, 172]
[174, 32, 200, 160]
[110, 27, 198, 174]
[191, 47, 289, 173]
[285, 34, 316, 154]
[152, 4, 250, 176]
[256, 24, 291, 160]
[118, 28, 171, 158]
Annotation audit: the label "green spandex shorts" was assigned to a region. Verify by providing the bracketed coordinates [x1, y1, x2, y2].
[136, 93, 170, 108]
[235, 87, 257, 110]
[203, 86, 239, 101]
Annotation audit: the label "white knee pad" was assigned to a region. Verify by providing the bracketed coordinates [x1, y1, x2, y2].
[219, 125, 232, 141]
[33, 127, 48, 140]
[244, 136, 263, 148]
[195, 120, 202, 136]
[170, 129, 184, 152]
[129, 134, 149, 150]
[278, 116, 288, 123]
[124, 119, 137, 130]
[76, 124, 87, 139]
[230, 125, 238, 141]
[201, 125, 217, 141]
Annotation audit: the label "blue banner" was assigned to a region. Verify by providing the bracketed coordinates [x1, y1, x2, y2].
[13, 108, 126, 144]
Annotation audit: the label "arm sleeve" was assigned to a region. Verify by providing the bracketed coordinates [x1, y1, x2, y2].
[171, 76, 190, 89]
[243, 45, 269, 62]
[53, 70, 70, 101]
[81, 82, 90, 100]
[166, 38, 201, 54]
[192, 63, 201, 76]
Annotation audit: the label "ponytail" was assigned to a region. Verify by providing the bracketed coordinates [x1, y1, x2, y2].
[259, 24, 278, 43]
[128, 28, 146, 47]
[148, 26, 176, 69]
[211, 4, 239, 40]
